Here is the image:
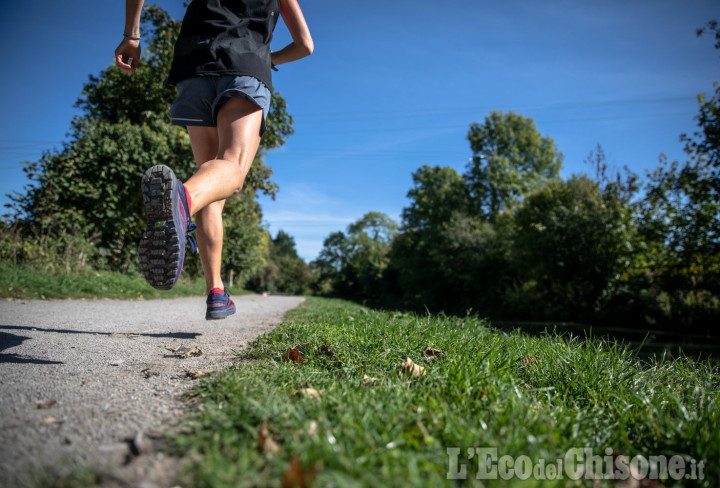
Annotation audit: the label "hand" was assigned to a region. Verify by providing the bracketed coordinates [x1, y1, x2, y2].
[114, 38, 141, 73]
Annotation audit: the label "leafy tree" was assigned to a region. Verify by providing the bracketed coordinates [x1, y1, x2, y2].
[7, 4, 294, 275]
[389, 166, 473, 310]
[465, 111, 563, 221]
[624, 20, 720, 330]
[401, 165, 470, 232]
[221, 192, 270, 287]
[249, 230, 311, 295]
[512, 175, 634, 320]
[312, 212, 398, 301]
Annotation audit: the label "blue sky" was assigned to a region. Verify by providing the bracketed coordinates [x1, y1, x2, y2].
[1, 1, 718, 261]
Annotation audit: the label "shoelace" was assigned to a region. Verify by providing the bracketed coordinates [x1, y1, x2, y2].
[186, 222, 198, 254]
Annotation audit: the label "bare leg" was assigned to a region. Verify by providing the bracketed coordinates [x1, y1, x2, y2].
[184, 97, 263, 216]
[186, 126, 225, 294]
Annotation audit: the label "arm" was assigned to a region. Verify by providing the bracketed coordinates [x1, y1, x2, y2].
[271, 0, 314, 67]
[114, 0, 145, 73]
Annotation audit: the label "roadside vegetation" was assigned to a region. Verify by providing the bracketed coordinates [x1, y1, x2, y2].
[172, 298, 719, 487]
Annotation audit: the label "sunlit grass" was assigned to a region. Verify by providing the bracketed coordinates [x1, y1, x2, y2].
[173, 297, 718, 487]
[0, 261, 243, 299]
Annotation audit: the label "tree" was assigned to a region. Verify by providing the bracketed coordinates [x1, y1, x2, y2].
[465, 111, 563, 221]
[401, 165, 470, 233]
[312, 212, 398, 301]
[512, 175, 634, 320]
[249, 230, 311, 295]
[625, 20, 720, 331]
[7, 5, 294, 274]
[390, 166, 473, 311]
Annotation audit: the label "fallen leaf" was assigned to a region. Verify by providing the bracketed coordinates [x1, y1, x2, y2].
[398, 357, 426, 379]
[40, 417, 57, 425]
[257, 420, 282, 458]
[109, 359, 124, 366]
[282, 458, 320, 488]
[319, 344, 334, 357]
[141, 368, 159, 378]
[165, 346, 202, 358]
[422, 346, 446, 358]
[185, 369, 212, 379]
[362, 374, 379, 384]
[184, 348, 202, 357]
[282, 347, 304, 363]
[109, 333, 140, 338]
[36, 399, 57, 409]
[294, 388, 321, 400]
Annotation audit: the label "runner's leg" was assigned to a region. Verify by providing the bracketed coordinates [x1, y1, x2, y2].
[183, 97, 263, 217]
[186, 126, 225, 294]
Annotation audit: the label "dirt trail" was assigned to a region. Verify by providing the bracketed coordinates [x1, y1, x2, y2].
[0, 294, 304, 487]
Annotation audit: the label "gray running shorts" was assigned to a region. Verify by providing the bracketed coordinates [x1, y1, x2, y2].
[169, 75, 271, 136]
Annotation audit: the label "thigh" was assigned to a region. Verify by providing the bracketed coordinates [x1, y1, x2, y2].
[216, 97, 263, 163]
[187, 126, 219, 167]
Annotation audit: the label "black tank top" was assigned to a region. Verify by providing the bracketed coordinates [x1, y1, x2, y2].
[168, 0, 280, 89]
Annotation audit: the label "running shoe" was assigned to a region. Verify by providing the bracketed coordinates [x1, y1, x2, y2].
[138, 165, 197, 290]
[206, 287, 236, 320]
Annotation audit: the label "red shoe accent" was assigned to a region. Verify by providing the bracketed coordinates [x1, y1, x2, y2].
[184, 186, 192, 216]
[210, 287, 225, 295]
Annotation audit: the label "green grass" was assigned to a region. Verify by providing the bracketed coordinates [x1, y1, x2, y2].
[0, 261, 245, 299]
[172, 297, 719, 487]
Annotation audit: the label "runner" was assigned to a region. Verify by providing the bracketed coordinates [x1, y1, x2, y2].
[114, 0, 313, 319]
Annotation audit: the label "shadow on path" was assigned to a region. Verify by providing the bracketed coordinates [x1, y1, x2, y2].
[0, 326, 202, 365]
[0, 331, 63, 364]
[0, 325, 201, 340]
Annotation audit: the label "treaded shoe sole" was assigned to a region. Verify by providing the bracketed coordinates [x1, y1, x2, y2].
[206, 303, 237, 320]
[138, 165, 183, 290]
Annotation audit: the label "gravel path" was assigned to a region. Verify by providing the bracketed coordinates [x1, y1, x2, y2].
[0, 294, 304, 487]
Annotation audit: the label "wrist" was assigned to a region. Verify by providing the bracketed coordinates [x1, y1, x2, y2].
[124, 33, 140, 41]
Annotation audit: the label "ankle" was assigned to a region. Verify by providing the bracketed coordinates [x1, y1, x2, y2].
[207, 283, 225, 294]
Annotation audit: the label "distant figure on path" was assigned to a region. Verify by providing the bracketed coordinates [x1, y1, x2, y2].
[114, 0, 313, 319]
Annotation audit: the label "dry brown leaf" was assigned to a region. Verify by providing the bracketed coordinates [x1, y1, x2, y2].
[40, 417, 57, 425]
[165, 346, 202, 358]
[294, 388, 321, 400]
[282, 458, 320, 488]
[398, 357, 426, 379]
[319, 344, 334, 357]
[258, 420, 282, 458]
[141, 368, 159, 378]
[185, 369, 212, 379]
[521, 355, 538, 365]
[362, 374, 379, 384]
[422, 345, 446, 358]
[282, 347, 304, 363]
[109, 333, 140, 339]
[36, 399, 57, 409]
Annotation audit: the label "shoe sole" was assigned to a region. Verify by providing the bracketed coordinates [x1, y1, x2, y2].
[206, 304, 237, 320]
[138, 165, 183, 290]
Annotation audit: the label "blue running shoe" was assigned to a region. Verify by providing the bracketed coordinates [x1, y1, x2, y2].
[138, 165, 197, 290]
[206, 287, 236, 320]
